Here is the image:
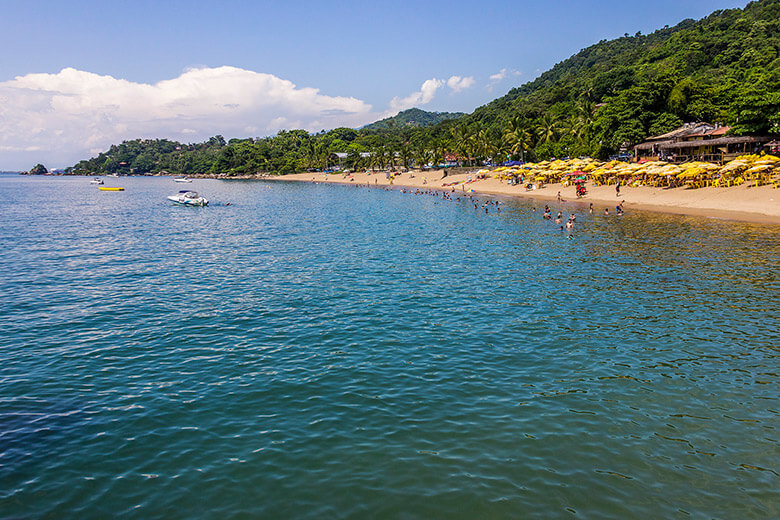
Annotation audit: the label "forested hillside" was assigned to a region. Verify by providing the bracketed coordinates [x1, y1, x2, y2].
[466, 0, 780, 159]
[67, 0, 779, 176]
[361, 108, 465, 131]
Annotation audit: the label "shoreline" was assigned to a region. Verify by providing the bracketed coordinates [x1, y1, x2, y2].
[272, 169, 780, 225]
[30, 170, 778, 224]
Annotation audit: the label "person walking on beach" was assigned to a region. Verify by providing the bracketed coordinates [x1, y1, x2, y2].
[589, 203, 593, 214]
[616, 181, 621, 197]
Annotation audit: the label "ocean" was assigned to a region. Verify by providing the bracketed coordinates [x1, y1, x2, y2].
[1, 175, 778, 518]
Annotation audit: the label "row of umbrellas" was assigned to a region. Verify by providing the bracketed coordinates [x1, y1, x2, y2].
[488, 154, 780, 187]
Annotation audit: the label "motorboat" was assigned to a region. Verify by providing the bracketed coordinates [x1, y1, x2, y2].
[107, 173, 120, 178]
[173, 177, 192, 183]
[167, 190, 208, 206]
[89, 178, 104, 185]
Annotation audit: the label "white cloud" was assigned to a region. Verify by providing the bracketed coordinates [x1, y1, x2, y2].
[490, 68, 508, 82]
[446, 75, 475, 93]
[487, 68, 521, 92]
[0, 66, 377, 169]
[387, 78, 444, 114]
[0, 67, 485, 169]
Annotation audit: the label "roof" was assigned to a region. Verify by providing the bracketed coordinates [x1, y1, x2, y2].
[332, 152, 371, 158]
[706, 126, 731, 136]
[645, 122, 731, 142]
[635, 133, 768, 150]
[634, 139, 674, 150]
[658, 135, 771, 149]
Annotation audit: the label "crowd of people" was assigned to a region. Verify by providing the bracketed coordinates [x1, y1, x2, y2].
[333, 179, 628, 240]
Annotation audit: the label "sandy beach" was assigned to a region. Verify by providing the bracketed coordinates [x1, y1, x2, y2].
[274, 169, 780, 224]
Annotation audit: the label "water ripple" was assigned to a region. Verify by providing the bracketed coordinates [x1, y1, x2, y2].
[0, 176, 778, 519]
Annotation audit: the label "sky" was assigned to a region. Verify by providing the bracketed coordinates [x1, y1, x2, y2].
[0, 0, 749, 170]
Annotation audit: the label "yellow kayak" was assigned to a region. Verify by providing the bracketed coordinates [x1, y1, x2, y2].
[99, 187, 124, 191]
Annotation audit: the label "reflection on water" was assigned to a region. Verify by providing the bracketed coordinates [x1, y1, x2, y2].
[0, 176, 778, 519]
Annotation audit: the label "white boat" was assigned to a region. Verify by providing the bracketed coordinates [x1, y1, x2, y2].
[173, 177, 192, 183]
[107, 173, 120, 178]
[89, 178, 104, 185]
[167, 190, 208, 206]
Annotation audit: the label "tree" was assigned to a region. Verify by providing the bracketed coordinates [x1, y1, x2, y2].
[399, 143, 412, 169]
[536, 113, 560, 146]
[450, 122, 474, 166]
[503, 116, 533, 161]
[414, 140, 431, 170]
[29, 163, 48, 175]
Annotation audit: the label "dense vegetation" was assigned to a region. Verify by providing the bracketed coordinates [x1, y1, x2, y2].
[361, 108, 465, 131]
[66, 0, 779, 176]
[29, 164, 48, 175]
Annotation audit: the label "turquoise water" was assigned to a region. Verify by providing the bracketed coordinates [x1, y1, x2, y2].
[1, 175, 778, 519]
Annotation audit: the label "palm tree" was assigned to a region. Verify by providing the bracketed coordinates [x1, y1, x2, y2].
[536, 113, 560, 145]
[565, 115, 583, 142]
[575, 100, 596, 148]
[451, 123, 472, 166]
[503, 116, 533, 162]
[386, 144, 397, 170]
[414, 141, 431, 170]
[369, 145, 384, 171]
[487, 128, 504, 165]
[399, 143, 411, 169]
[471, 123, 490, 165]
[430, 138, 444, 170]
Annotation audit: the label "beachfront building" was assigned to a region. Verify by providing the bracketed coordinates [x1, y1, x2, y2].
[330, 152, 372, 169]
[443, 153, 460, 168]
[634, 122, 773, 163]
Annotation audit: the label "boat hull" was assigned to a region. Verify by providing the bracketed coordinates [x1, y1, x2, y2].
[167, 196, 208, 206]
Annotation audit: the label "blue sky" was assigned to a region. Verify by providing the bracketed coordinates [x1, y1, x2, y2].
[0, 0, 748, 170]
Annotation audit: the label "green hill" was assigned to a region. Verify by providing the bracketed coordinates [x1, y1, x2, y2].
[462, 0, 780, 158]
[361, 108, 465, 131]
